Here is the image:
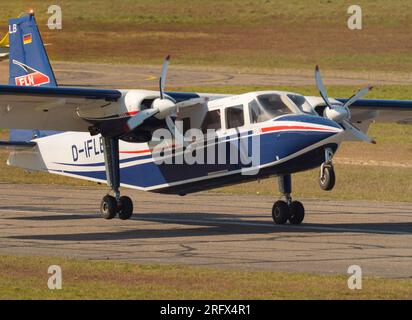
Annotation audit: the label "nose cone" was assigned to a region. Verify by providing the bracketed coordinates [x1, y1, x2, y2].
[264, 114, 344, 160]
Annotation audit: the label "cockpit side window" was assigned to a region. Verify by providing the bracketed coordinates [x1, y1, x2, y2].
[249, 99, 263, 123]
[226, 105, 245, 129]
[287, 94, 316, 115]
[248, 94, 293, 123]
[257, 94, 290, 117]
[201, 110, 221, 133]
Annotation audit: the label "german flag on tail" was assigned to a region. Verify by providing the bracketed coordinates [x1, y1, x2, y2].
[23, 33, 32, 45]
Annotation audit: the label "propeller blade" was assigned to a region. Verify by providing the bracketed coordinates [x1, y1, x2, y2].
[342, 120, 376, 144]
[315, 65, 332, 108]
[343, 86, 373, 109]
[126, 109, 159, 132]
[159, 55, 170, 99]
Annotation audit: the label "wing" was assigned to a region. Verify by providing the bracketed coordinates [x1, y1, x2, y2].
[0, 85, 122, 131]
[336, 98, 412, 124]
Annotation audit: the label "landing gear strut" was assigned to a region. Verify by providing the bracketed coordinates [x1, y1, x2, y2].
[319, 148, 336, 191]
[100, 137, 134, 220]
[272, 175, 305, 225]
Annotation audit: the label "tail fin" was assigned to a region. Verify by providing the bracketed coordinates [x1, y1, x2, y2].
[8, 12, 57, 87]
[8, 12, 59, 142]
[0, 32, 8, 47]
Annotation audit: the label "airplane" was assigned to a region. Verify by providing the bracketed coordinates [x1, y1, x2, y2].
[0, 12, 411, 225]
[0, 32, 9, 60]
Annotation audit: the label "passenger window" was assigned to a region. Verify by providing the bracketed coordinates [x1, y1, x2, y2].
[201, 110, 221, 132]
[226, 105, 244, 129]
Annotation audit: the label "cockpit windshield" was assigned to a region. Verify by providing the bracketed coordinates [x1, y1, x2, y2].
[287, 94, 316, 115]
[249, 93, 298, 123]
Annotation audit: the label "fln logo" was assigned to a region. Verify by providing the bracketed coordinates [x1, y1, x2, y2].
[12, 60, 50, 86]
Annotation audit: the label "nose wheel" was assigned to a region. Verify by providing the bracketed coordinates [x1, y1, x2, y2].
[319, 164, 335, 191]
[272, 175, 305, 225]
[319, 148, 336, 191]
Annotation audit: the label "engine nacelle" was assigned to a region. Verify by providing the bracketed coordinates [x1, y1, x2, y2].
[152, 98, 176, 119]
[323, 105, 350, 123]
[123, 89, 160, 115]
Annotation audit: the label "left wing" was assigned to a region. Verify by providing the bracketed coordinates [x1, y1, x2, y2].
[0, 85, 122, 131]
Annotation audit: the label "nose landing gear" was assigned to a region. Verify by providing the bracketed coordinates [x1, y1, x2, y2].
[319, 148, 336, 191]
[272, 175, 305, 225]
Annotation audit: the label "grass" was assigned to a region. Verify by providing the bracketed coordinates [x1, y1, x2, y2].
[1, 1, 412, 72]
[0, 254, 411, 299]
[215, 164, 412, 202]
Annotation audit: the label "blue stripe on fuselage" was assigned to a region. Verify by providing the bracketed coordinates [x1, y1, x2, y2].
[56, 130, 336, 189]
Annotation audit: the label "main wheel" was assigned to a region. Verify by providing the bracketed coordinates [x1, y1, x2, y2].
[100, 195, 117, 219]
[272, 200, 290, 225]
[319, 165, 335, 191]
[118, 196, 134, 220]
[289, 201, 305, 225]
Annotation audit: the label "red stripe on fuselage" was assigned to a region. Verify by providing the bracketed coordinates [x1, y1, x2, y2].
[261, 125, 335, 133]
[119, 149, 150, 154]
[119, 144, 176, 155]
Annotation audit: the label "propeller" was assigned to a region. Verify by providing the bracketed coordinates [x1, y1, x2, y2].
[315, 66, 375, 144]
[126, 55, 207, 134]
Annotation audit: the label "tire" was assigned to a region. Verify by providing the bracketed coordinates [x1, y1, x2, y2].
[100, 195, 117, 219]
[289, 201, 305, 225]
[118, 196, 133, 220]
[319, 165, 335, 191]
[272, 200, 290, 225]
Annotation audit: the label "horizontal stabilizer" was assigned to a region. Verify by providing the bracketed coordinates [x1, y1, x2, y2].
[0, 140, 36, 150]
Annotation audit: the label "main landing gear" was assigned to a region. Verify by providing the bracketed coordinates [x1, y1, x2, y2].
[272, 175, 305, 225]
[99, 137, 134, 220]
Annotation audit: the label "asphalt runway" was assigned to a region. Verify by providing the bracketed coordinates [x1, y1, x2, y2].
[2, 60, 412, 88]
[0, 184, 411, 278]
